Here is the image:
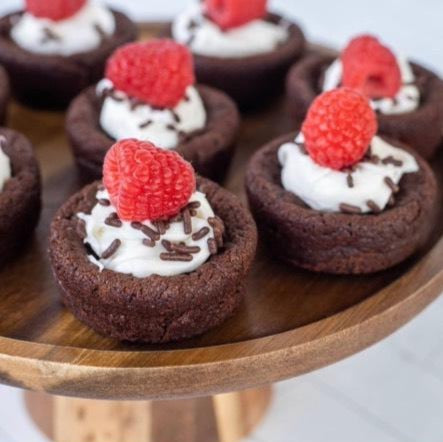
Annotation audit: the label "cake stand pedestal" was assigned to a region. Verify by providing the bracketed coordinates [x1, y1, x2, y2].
[25, 387, 272, 442]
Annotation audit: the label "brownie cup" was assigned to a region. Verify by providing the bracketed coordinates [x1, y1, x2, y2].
[286, 53, 443, 159]
[0, 10, 137, 109]
[245, 133, 437, 275]
[167, 14, 305, 109]
[0, 128, 41, 268]
[49, 177, 257, 343]
[66, 85, 240, 183]
[0, 66, 10, 125]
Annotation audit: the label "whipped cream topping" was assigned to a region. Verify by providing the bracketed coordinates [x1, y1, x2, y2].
[10, 0, 116, 56]
[172, 2, 289, 58]
[0, 139, 11, 191]
[97, 79, 206, 150]
[77, 189, 223, 278]
[278, 133, 419, 214]
[322, 57, 420, 115]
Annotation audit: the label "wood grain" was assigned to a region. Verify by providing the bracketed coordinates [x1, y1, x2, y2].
[25, 387, 272, 442]
[0, 23, 441, 400]
[54, 397, 152, 442]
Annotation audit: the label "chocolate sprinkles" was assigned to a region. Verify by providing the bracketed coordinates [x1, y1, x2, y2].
[382, 156, 403, 167]
[42, 27, 61, 43]
[188, 201, 201, 210]
[295, 142, 307, 155]
[142, 238, 155, 248]
[366, 153, 380, 164]
[108, 90, 125, 102]
[170, 243, 201, 254]
[141, 225, 160, 242]
[101, 239, 121, 259]
[97, 198, 110, 206]
[153, 220, 168, 235]
[129, 97, 145, 110]
[339, 203, 362, 214]
[160, 253, 193, 262]
[384, 176, 399, 193]
[182, 208, 192, 234]
[139, 119, 153, 129]
[186, 34, 196, 46]
[161, 239, 173, 252]
[192, 227, 210, 241]
[188, 19, 199, 31]
[170, 110, 181, 123]
[104, 212, 122, 228]
[161, 239, 201, 255]
[346, 173, 354, 188]
[94, 23, 106, 40]
[366, 200, 381, 213]
[362, 148, 380, 164]
[169, 213, 183, 223]
[95, 191, 226, 265]
[130, 221, 143, 230]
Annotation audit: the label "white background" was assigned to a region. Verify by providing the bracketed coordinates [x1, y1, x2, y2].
[0, 0, 442, 74]
[0, 1, 441, 442]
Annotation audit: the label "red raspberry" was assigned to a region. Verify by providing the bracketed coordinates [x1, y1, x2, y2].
[301, 88, 378, 170]
[341, 35, 402, 99]
[25, 0, 86, 21]
[103, 139, 196, 222]
[105, 40, 195, 109]
[205, 0, 267, 30]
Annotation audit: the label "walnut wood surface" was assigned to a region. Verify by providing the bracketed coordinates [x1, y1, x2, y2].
[0, 24, 441, 400]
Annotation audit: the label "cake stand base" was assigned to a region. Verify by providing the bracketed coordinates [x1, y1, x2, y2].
[24, 386, 272, 442]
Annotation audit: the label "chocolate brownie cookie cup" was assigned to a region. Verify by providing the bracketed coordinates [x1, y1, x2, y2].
[169, 0, 305, 109]
[286, 35, 443, 159]
[0, 128, 41, 268]
[67, 39, 240, 183]
[49, 139, 257, 343]
[246, 88, 437, 275]
[0, 0, 137, 108]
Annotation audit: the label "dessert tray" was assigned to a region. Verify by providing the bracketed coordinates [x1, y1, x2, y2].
[0, 25, 442, 401]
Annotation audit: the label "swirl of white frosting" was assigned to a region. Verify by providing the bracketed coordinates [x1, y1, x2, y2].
[0, 144, 11, 191]
[172, 2, 289, 58]
[10, 0, 116, 56]
[278, 133, 419, 214]
[97, 79, 207, 150]
[77, 189, 217, 278]
[322, 56, 420, 115]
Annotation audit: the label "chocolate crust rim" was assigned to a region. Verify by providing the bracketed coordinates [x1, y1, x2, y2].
[287, 52, 443, 119]
[165, 13, 306, 65]
[245, 131, 437, 226]
[245, 132, 438, 274]
[49, 176, 257, 311]
[0, 10, 138, 66]
[0, 127, 41, 206]
[66, 84, 240, 176]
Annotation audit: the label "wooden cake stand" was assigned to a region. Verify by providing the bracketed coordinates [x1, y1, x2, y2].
[0, 24, 441, 442]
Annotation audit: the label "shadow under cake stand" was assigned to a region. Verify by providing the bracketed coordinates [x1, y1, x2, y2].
[0, 24, 442, 442]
